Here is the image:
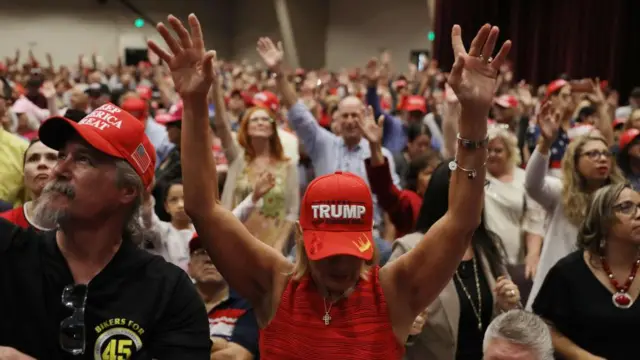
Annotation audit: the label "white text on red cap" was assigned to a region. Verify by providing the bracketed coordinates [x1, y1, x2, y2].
[312, 204, 366, 220]
[79, 104, 123, 131]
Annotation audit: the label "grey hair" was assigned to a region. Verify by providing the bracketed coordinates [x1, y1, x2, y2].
[114, 160, 148, 247]
[577, 183, 630, 256]
[483, 310, 553, 360]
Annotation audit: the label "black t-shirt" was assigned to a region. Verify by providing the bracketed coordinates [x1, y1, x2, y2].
[0, 218, 211, 359]
[533, 251, 640, 360]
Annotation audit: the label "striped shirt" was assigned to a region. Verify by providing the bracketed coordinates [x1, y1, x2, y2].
[259, 266, 404, 359]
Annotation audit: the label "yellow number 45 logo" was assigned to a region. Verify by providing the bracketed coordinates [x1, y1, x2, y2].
[102, 339, 133, 360]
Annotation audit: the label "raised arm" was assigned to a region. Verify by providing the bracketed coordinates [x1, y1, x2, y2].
[256, 38, 334, 160]
[210, 76, 239, 163]
[379, 24, 512, 340]
[148, 14, 292, 318]
[524, 101, 563, 211]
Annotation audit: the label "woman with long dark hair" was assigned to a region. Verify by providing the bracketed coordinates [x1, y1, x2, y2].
[389, 162, 520, 360]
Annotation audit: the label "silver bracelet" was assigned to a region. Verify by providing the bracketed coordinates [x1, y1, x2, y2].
[448, 157, 487, 179]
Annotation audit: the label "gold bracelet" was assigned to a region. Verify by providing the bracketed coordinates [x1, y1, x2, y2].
[448, 156, 487, 179]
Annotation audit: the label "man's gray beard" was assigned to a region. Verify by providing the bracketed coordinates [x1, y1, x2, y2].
[32, 193, 68, 229]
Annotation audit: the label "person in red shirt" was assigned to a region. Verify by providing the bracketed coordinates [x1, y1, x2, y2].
[148, 14, 510, 359]
[0, 138, 57, 229]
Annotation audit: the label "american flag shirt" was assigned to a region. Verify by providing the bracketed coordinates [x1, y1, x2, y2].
[526, 121, 592, 170]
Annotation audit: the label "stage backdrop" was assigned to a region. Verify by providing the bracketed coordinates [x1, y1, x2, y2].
[432, 0, 640, 100]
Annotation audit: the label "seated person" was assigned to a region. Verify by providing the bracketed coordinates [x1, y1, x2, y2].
[189, 234, 260, 360]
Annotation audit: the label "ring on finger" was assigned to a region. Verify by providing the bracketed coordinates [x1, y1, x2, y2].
[487, 56, 494, 64]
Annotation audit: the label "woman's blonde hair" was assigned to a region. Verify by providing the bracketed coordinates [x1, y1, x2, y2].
[577, 183, 629, 257]
[237, 106, 288, 162]
[487, 125, 521, 167]
[560, 134, 625, 227]
[290, 224, 379, 281]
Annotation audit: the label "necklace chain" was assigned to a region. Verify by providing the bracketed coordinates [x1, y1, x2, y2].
[454, 256, 483, 330]
[320, 286, 355, 326]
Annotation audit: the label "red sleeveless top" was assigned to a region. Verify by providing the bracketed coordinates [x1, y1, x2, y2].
[259, 266, 404, 359]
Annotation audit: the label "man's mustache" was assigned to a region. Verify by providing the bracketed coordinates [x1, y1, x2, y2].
[43, 180, 76, 199]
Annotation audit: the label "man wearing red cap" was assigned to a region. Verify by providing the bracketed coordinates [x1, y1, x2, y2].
[0, 102, 210, 358]
[149, 14, 509, 359]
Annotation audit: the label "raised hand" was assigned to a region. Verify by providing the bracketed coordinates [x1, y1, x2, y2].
[537, 100, 561, 143]
[448, 24, 512, 115]
[256, 38, 284, 73]
[356, 106, 385, 145]
[364, 58, 380, 85]
[252, 171, 276, 203]
[40, 81, 56, 99]
[147, 14, 217, 99]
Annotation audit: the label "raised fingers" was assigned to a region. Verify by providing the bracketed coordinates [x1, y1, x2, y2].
[468, 24, 491, 57]
[451, 25, 466, 59]
[481, 26, 499, 61]
[188, 14, 205, 51]
[156, 22, 183, 55]
[168, 15, 193, 50]
[147, 40, 173, 63]
[490, 39, 512, 71]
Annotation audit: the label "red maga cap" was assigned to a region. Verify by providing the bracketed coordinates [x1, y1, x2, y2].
[299, 171, 374, 261]
[39, 103, 156, 188]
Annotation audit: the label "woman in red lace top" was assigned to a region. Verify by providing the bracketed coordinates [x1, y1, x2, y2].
[149, 14, 511, 359]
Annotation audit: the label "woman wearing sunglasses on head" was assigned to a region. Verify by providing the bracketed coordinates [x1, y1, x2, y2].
[148, 13, 511, 359]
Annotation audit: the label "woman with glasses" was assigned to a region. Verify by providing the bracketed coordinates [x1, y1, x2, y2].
[524, 100, 625, 310]
[211, 75, 299, 223]
[533, 184, 640, 359]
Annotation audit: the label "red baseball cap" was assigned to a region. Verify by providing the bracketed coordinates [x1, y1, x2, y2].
[402, 95, 427, 113]
[300, 171, 374, 261]
[494, 94, 519, 109]
[546, 79, 569, 98]
[612, 118, 626, 130]
[39, 103, 156, 188]
[156, 100, 183, 125]
[619, 128, 640, 150]
[189, 232, 202, 254]
[121, 97, 149, 121]
[253, 91, 280, 113]
[136, 85, 153, 101]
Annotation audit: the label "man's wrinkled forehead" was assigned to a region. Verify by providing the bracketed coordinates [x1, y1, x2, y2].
[60, 136, 114, 162]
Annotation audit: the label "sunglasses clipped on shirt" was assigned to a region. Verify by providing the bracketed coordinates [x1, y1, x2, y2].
[60, 284, 88, 355]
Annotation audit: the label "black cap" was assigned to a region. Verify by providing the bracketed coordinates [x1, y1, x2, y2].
[85, 83, 111, 98]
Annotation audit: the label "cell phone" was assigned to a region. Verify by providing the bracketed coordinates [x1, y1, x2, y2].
[570, 80, 592, 93]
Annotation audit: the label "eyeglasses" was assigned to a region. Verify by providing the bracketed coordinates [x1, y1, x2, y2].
[60, 284, 88, 355]
[613, 201, 640, 216]
[581, 149, 612, 161]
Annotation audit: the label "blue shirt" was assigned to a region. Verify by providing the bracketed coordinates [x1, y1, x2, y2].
[365, 86, 407, 154]
[208, 289, 259, 358]
[145, 118, 174, 168]
[287, 101, 402, 230]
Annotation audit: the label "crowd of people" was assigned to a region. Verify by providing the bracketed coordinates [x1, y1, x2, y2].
[1, 11, 639, 360]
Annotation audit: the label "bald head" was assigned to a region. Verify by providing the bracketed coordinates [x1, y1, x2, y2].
[338, 96, 363, 110]
[336, 96, 364, 147]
